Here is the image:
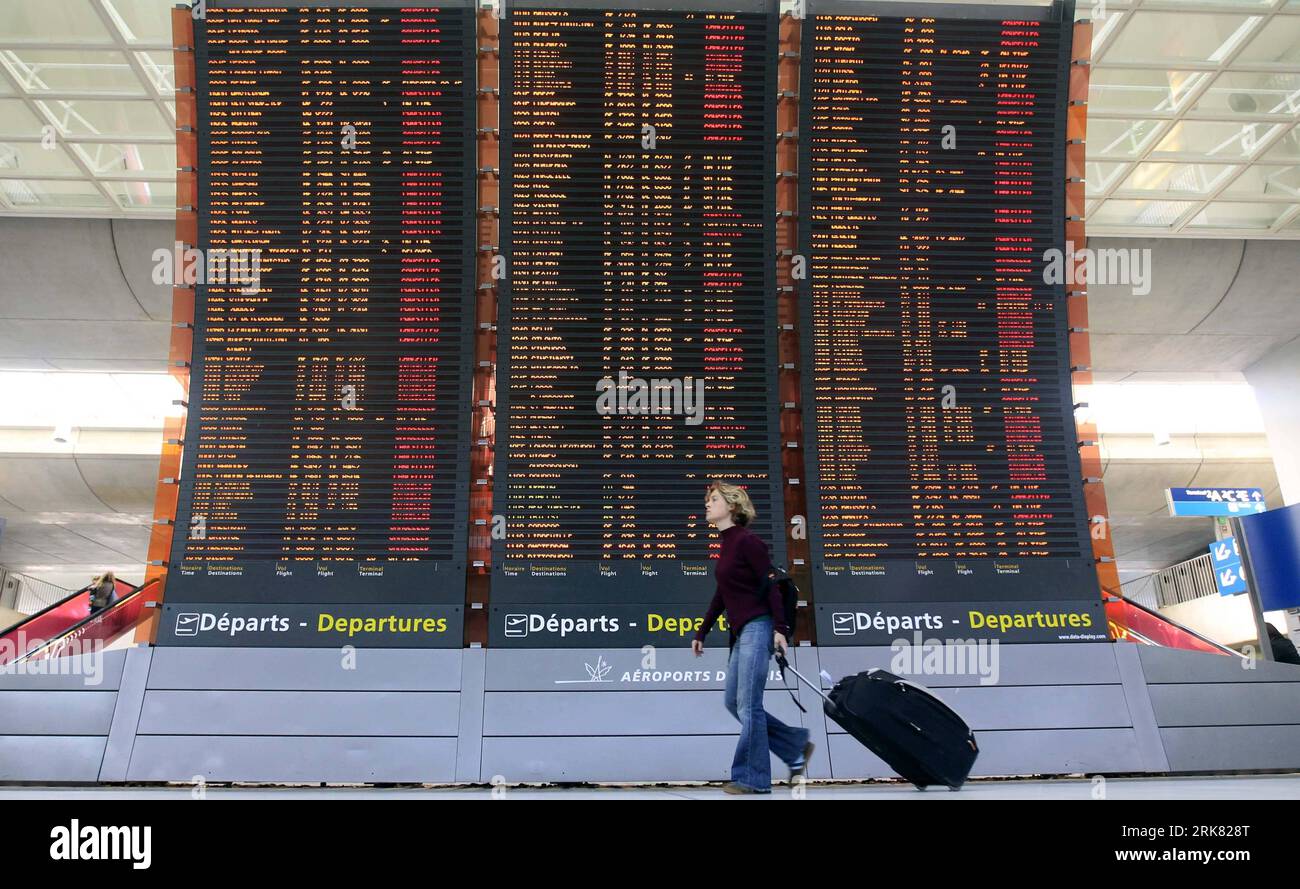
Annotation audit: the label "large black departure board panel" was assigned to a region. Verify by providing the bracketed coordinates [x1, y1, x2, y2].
[799, 1, 1099, 614]
[494, 0, 785, 606]
[170, 1, 477, 604]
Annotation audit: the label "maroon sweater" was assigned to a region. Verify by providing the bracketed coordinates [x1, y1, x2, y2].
[696, 524, 787, 642]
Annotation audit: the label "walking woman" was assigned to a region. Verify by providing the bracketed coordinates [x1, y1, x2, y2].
[692, 481, 813, 794]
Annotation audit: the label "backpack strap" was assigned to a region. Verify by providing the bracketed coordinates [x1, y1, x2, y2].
[774, 651, 807, 713]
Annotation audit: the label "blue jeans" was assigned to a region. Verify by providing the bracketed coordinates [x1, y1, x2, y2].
[723, 616, 810, 792]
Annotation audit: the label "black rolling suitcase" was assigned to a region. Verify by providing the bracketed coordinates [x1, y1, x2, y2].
[775, 653, 978, 790]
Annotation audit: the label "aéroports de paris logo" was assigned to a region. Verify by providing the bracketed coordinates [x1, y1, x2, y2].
[553, 655, 613, 685]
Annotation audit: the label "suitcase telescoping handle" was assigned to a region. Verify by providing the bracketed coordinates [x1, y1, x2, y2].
[774, 651, 833, 706]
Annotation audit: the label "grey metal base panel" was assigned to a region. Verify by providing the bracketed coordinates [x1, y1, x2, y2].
[2, 642, 1300, 784]
[919, 685, 1132, 730]
[479, 647, 816, 782]
[124, 647, 464, 782]
[126, 736, 459, 783]
[827, 728, 1147, 779]
[138, 690, 461, 735]
[1148, 682, 1300, 725]
[0, 650, 125, 691]
[0, 649, 126, 782]
[1138, 645, 1300, 772]
[484, 647, 776, 691]
[1111, 642, 1171, 772]
[814, 643, 1169, 778]
[0, 737, 109, 783]
[482, 690, 805, 736]
[454, 647, 486, 782]
[1160, 726, 1300, 772]
[146, 646, 463, 691]
[1138, 645, 1300, 684]
[482, 736, 759, 784]
[99, 646, 153, 781]
[0, 690, 117, 735]
[815, 642, 1123, 687]
[791, 647, 832, 779]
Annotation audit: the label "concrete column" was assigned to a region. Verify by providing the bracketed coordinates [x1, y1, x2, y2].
[1245, 337, 1300, 506]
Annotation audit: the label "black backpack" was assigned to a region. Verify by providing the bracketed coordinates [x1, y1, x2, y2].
[724, 546, 801, 650]
[762, 565, 807, 712]
[761, 564, 800, 642]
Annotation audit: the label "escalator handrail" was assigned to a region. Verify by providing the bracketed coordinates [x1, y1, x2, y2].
[9, 577, 160, 665]
[1103, 587, 1247, 659]
[0, 577, 139, 638]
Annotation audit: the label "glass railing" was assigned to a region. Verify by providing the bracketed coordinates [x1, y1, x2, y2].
[1103, 589, 1245, 659]
[0, 577, 155, 665]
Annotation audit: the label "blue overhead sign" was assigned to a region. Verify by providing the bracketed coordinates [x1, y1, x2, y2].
[1208, 537, 1248, 596]
[1167, 487, 1266, 517]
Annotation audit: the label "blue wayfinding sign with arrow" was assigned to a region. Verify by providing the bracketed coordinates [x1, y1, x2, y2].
[1167, 487, 1266, 517]
[1208, 537, 1248, 596]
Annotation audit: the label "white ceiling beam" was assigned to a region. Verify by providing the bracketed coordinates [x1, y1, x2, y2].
[1094, 62, 1300, 72]
[1171, 121, 1297, 231]
[1091, 149, 1299, 163]
[1087, 1, 1297, 236]
[1269, 202, 1300, 232]
[1088, 224, 1299, 238]
[3, 91, 154, 102]
[0, 58, 120, 211]
[89, 0, 176, 129]
[1134, 0, 1295, 12]
[0, 133, 174, 144]
[1107, 190, 1297, 203]
[0, 206, 171, 220]
[0, 41, 174, 52]
[0, 171, 174, 182]
[1089, 111, 1300, 123]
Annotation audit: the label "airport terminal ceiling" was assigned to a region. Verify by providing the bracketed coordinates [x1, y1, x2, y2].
[0, 0, 1298, 237]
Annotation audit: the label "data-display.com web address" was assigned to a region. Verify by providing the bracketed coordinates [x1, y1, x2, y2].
[1114, 849, 1251, 862]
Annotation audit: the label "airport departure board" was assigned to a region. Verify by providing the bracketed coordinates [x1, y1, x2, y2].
[493, 0, 786, 605]
[169, 2, 477, 604]
[798, 1, 1099, 612]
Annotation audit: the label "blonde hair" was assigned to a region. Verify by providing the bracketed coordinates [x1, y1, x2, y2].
[709, 481, 756, 527]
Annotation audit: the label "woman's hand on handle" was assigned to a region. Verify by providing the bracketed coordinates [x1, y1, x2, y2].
[692, 639, 704, 657]
[774, 632, 788, 656]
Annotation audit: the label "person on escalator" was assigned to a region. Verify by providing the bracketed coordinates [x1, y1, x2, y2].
[88, 571, 117, 614]
[1266, 623, 1300, 666]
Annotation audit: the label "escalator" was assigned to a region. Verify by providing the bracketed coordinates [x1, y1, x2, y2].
[0, 577, 157, 666]
[1104, 589, 1246, 659]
